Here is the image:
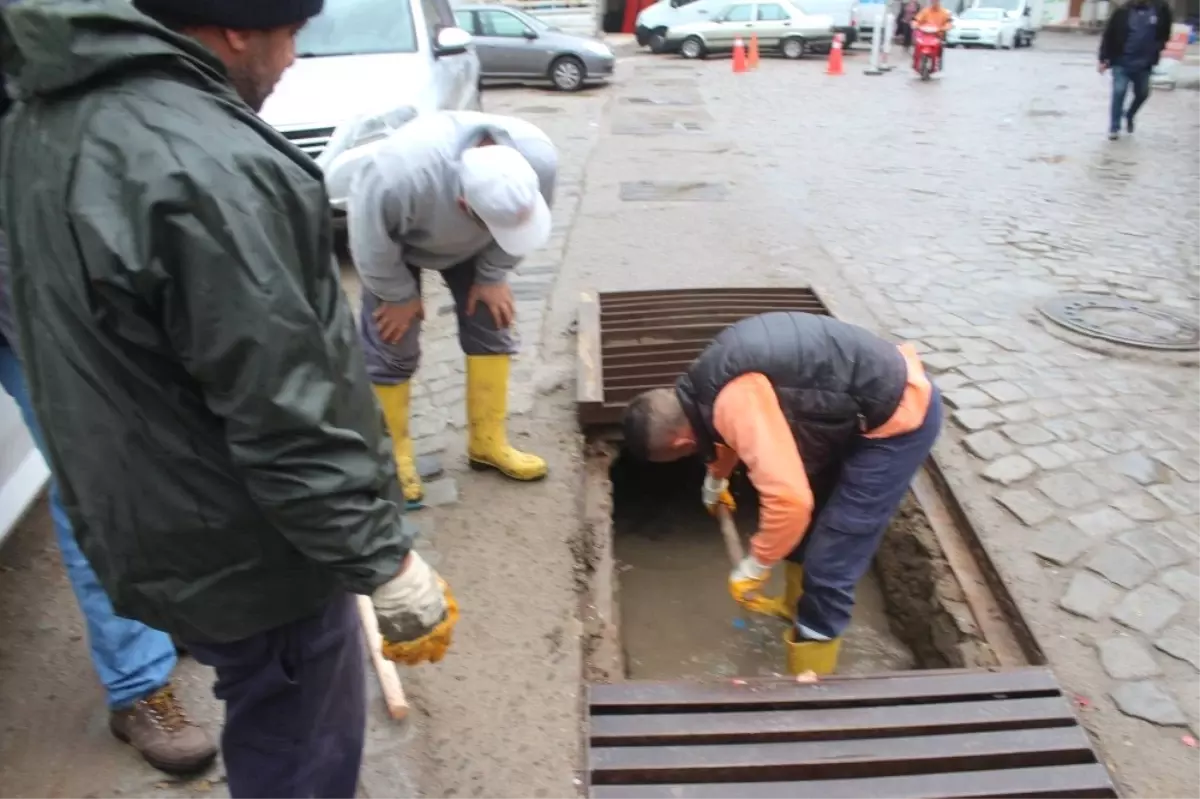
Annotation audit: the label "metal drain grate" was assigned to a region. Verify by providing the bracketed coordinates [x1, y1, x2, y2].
[576, 287, 830, 429]
[586, 667, 1116, 798]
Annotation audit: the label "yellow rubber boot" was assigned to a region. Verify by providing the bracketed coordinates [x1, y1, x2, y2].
[784, 629, 841, 676]
[465, 355, 548, 481]
[372, 383, 423, 504]
[760, 563, 805, 622]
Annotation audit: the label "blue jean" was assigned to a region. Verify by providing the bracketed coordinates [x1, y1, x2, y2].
[1111, 64, 1152, 133]
[184, 593, 366, 798]
[789, 385, 944, 641]
[0, 342, 176, 708]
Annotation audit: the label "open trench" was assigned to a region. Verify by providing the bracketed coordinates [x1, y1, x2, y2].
[580, 440, 1024, 685]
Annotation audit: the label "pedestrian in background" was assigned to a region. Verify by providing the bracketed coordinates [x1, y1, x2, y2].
[897, 0, 921, 49]
[0, 1, 458, 795]
[1099, 0, 1173, 140]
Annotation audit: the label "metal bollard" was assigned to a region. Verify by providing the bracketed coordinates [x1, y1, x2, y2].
[881, 12, 895, 71]
[864, 8, 884, 75]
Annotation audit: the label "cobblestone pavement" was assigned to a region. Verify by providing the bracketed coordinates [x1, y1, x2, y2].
[551, 35, 1199, 797]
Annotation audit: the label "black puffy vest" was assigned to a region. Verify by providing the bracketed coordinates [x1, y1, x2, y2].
[676, 312, 909, 491]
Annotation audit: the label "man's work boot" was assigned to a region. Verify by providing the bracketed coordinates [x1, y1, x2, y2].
[465, 354, 547, 481]
[109, 685, 217, 775]
[784, 629, 841, 676]
[373, 382, 423, 505]
[759, 562, 804, 622]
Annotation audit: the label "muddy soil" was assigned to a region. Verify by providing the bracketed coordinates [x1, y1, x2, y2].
[611, 455, 913, 679]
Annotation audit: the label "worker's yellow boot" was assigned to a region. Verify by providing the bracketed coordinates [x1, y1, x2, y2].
[784, 629, 841, 676]
[760, 562, 805, 622]
[465, 355, 548, 481]
[372, 383, 423, 504]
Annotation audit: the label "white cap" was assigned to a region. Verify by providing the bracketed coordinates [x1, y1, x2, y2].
[460, 145, 551, 257]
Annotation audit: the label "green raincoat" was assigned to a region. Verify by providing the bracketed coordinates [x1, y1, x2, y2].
[0, 0, 412, 642]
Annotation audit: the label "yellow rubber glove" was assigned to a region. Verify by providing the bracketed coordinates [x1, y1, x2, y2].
[702, 474, 737, 515]
[729, 555, 775, 615]
[372, 553, 460, 666]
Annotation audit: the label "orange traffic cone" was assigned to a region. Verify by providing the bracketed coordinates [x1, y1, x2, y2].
[733, 37, 747, 73]
[748, 34, 760, 70]
[826, 32, 845, 76]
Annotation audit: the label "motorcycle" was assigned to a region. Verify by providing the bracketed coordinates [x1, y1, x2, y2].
[912, 25, 944, 81]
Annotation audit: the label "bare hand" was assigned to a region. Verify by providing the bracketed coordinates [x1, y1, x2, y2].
[1097, 62, 1108, 74]
[466, 282, 515, 329]
[373, 298, 424, 344]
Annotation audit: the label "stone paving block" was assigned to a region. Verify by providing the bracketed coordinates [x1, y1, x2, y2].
[1110, 681, 1188, 727]
[1043, 417, 1090, 442]
[1085, 543, 1154, 589]
[983, 455, 1036, 486]
[1150, 484, 1200, 515]
[1049, 443, 1084, 465]
[1160, 568, 1200, 601]
[1091, 431, 1140, 455]
[979, 381, 1028, 403]
[920, 351, 965, 372]
[1112, 452, 1168, 486]
[1152, 451, 1200, 483]
[963, 430, 1013, 461]
[1099, 637, 1162, 680]
[1117, 528, 1186, 569]
[1068, 507, 1137, 537]
[937, 373, 970, 391]
[1081, 412, 1121, 431]
[944, 387, 994, 410]
[1111, 493, 1170, 523]
[1024, 446, 1068, 470]
[951, 408, 1002, 432]
[1003, 424, 1057, 447]
[1030, 522, 1096, 566]
[1037, 472, 1103, 509]
[1029, 399, 1071, 418]
[957, 364, 998, 382]
[422, 478, 459, 508]
[996, 489, 1056, 527]
[998, 404, 1036, 423]
[1155, 625, 1200, 670]
[1059, 571, 1122, 620]
[1113, 583, 1183, 635]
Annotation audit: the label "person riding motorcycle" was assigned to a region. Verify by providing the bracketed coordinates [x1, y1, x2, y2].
[913, 0, 953, 70]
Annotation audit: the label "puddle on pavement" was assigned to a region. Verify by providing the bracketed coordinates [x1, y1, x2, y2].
[612, 455, 914, 680]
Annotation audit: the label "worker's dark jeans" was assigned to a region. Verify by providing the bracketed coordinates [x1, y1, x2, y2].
[787, 385, 943, 641]
[1110, 64, 1153, 134]
[184, 594, 366, 798]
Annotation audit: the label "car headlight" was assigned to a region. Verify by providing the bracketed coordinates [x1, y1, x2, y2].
[585, 40, 614, 57]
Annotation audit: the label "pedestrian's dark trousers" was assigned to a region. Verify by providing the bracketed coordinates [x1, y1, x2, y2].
[184, 594, 366, 798]
[786, 385, 943, 641]
[360, 259, 515, 385]
[1110, 64, 1152, 134]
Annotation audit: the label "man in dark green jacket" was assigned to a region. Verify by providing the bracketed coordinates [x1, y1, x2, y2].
[0, 1, 457, 795]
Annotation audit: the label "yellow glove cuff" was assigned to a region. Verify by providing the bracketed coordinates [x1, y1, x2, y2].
[382, 579, 460, 666]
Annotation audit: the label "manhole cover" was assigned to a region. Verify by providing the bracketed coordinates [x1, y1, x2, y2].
[612, 119, 705, 135]
[619, 181, 728, 202]
[620, 96, 698, 106]
[1040, 294, 1200, 351]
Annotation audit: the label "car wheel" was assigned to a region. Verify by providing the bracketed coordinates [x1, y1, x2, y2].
[550, 56, 585, 91]
[649, 28, 669, 54]
[781, 37, 806, 60]
[680, 36, 706, 60]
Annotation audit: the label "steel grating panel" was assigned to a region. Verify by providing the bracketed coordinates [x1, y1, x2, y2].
[586, 667, 1117, 798]
[576, 288, 831, 430]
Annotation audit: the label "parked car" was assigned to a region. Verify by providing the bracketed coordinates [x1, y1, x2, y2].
[260, 0, 480, 210]
[453, 4, 615, 91]
[666, 1, 834, 60]
[635, 0, 734, 53]
[946, 7, 1019, 48]
[796, 0, 860, 50]
[971, 0, 1040, 47]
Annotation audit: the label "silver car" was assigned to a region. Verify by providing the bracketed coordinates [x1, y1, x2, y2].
[452, 4, 615, 91]
[666, 1, 834, 60]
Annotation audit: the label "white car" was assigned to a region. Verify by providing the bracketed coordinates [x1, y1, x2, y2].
[946, 7, 1019, 48]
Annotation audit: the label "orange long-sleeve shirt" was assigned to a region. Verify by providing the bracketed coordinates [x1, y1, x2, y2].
[711, 343, 932, 565]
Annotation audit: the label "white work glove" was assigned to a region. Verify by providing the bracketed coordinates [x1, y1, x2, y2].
[728, 555, 773, 614]
[702, 474, 736, 515]
[372, 552, 459, 665]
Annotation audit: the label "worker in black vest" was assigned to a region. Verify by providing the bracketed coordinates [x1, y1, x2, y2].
[622, 312, 942, 675]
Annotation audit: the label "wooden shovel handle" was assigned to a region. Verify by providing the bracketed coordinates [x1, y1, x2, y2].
[356, 594, 409, 721]
[715, 504, 745, 567]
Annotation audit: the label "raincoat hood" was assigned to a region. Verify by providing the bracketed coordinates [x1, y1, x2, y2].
[1, 0, 226, 99]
